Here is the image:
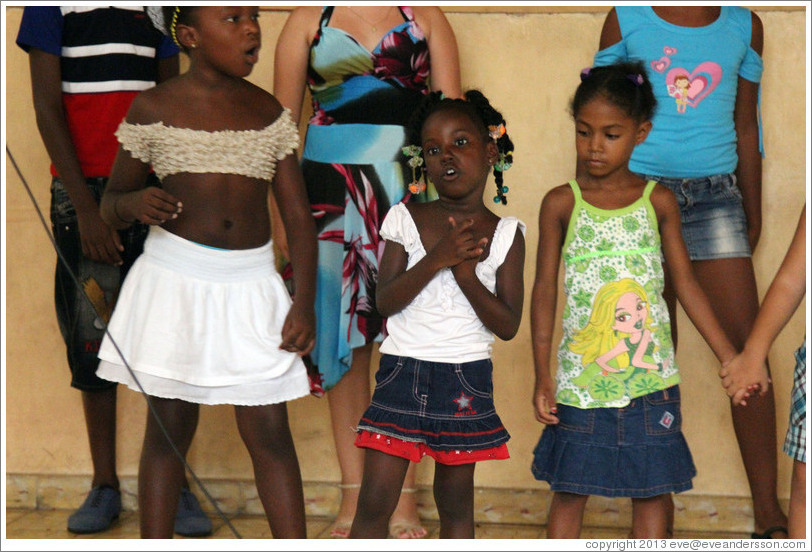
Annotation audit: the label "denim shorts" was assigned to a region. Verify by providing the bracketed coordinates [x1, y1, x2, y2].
[356, 354, 510, 453]
[531, 386, 696, 498]
[640, 173, 751, 261]
[51, 175, 155, 391]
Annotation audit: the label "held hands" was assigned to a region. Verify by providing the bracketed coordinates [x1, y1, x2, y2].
[533, 379, 559, 425]
[430, 217, 487, 275]
[279, 301, 316, 357]
[718, 349, 770, 406]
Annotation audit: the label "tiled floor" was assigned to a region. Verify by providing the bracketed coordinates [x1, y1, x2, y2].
[4, 507, 750, 540]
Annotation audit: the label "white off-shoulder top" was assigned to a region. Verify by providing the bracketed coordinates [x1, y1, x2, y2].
[114, 108, 300, 181]
[378, 202, 526, 363]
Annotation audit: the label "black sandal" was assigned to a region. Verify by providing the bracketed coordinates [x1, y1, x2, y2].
[750, 525, 788, 539]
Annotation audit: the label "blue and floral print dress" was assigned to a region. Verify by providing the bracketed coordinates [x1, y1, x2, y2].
[288, 6, 434, 391]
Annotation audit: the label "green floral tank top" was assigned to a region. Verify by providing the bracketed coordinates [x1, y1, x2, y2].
[556, 180, 679, 409]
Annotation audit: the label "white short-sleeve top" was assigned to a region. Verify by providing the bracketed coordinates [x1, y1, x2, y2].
[378, 202, 526, 363]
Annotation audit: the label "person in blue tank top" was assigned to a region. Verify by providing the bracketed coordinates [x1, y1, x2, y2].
[273, 6, 461, 539]
[531, 61, 739, 539]
[592, 7, 788, 539]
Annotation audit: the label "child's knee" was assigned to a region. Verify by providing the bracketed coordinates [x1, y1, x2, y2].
[553, 491, 589, 507]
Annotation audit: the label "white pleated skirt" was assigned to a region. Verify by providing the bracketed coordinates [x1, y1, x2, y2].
[97, 226, 309, 405]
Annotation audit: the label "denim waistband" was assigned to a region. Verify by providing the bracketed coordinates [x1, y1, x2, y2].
[638, 173, 735, 188]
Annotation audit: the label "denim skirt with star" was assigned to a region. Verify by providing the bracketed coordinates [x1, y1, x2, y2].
[355, 354, 510, 465]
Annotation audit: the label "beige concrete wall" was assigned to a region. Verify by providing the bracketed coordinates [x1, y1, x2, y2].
[4, 5, 807, 501]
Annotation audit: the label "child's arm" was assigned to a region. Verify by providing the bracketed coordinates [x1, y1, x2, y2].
[451, 227, 525, 340]
[29, 48, 125, 266]
[734, 11, 764, 252]
[271, 7, 319, 259]
[376, 215, 484, 317]
[651, 186, 739, 366]
[99, 95, 183, 230]
[272, 153, 318, 356]
[531, 186, 572, 425]
[720, 205, 806, 405]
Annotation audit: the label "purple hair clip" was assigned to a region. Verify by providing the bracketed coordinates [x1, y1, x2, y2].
[626, 73, 644, 86]
[580, 67, 592, 82]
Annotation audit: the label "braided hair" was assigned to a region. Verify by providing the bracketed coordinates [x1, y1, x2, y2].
[405, 89, 514, 205]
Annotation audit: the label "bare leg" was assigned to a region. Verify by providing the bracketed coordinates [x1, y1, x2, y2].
[546, 492, 589, 539]
[388, 472, 426, 538]
[661, 271, 678, 538]
[327, 343, 372, 536]
[788, 460, 806, 539]
[327, 343, 423, 537]
[434, 462, 476, 539]
[82, 388, 119, 490]
[692, 258, 787, 535]
[349, 449, 410, 538]
[138, 397, 199, 538]
[235, 403, 306, 538]
[631, 494, 670, 538]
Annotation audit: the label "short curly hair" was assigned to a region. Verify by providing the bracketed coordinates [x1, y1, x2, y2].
[571, 60, 657, 122]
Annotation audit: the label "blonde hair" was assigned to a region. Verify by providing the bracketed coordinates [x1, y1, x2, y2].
[569, 278, 655, 367]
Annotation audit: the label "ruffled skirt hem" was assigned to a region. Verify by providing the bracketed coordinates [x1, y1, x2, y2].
[530, 427, 696, 498]
[355, 430, 509, 465]
[97, 360, 309, 406]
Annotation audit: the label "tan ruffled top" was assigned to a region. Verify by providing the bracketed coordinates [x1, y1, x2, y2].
[115, 108, 300, 181]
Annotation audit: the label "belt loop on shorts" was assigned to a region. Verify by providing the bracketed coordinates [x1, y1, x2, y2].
[680, 180, 692, 206]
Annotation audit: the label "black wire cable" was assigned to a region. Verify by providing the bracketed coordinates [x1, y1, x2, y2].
[6, 145, 243, 539]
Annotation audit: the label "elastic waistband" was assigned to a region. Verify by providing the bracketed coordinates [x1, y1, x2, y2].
[302, 124, 405, 164]
[143, 226, 275, 281]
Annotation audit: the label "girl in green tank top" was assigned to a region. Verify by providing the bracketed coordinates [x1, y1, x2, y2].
[530, 61, 739, 538]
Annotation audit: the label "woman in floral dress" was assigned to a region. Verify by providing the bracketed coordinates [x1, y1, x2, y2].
[273, 5, 461, 538]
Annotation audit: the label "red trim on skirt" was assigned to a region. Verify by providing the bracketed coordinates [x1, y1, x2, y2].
[354, 430, 510, 465]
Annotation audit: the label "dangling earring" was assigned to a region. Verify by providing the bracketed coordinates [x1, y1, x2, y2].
[402, 145, 426, 194]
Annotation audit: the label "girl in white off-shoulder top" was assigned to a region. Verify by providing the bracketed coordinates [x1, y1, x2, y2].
[97, 6, 317, 539]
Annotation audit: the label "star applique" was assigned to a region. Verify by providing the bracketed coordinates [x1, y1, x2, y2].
[453, 392, 473, 411]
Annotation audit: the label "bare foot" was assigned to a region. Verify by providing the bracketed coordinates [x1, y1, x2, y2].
[388, 488, 427, 539]
[330, 483, 360, 539]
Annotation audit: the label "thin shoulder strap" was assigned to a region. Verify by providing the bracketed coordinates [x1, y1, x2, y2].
[567, 179, 583, 204]
[641, 180, 661, 239]
[561, 180, 583, 255]
[319, 6, 334, 28]
[642, 179, 657, 202]
[398, 6, 413, 22]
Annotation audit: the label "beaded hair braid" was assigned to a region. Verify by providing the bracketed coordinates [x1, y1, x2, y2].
[147, 6, 197, 51]
[404, 90, 515, 205]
